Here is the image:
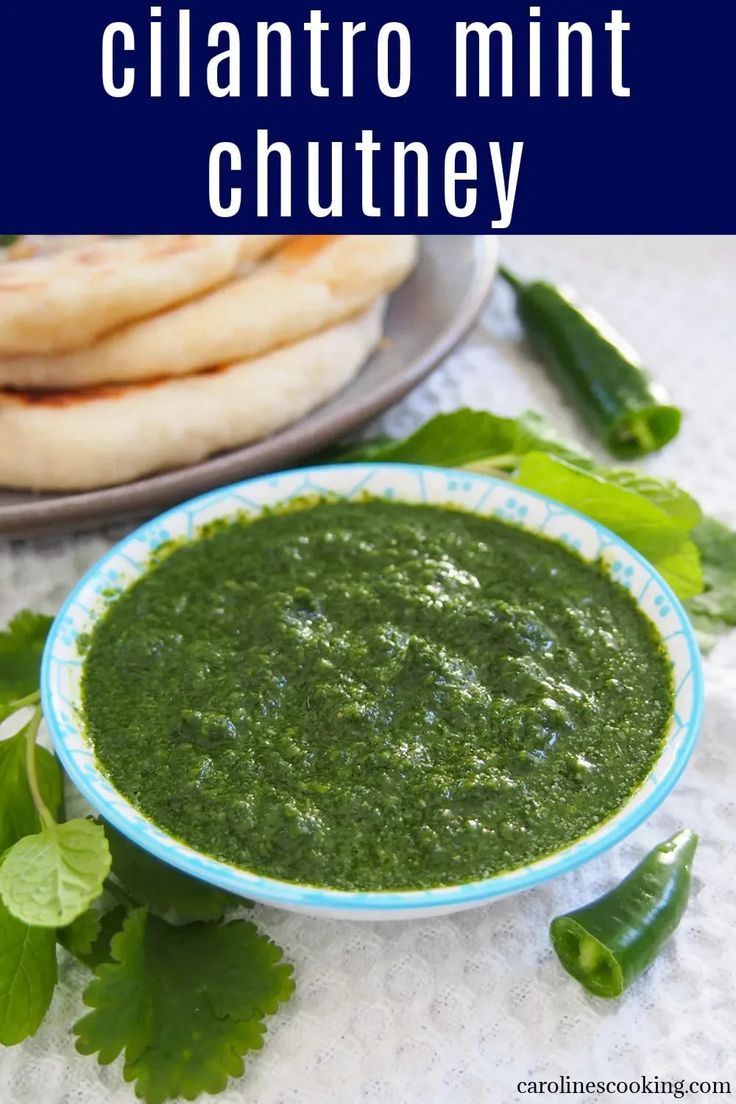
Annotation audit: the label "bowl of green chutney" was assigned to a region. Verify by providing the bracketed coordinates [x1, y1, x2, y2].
[42, 464, 703, 919]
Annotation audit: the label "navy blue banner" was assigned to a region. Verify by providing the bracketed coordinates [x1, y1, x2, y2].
[1, 0, 734, 232]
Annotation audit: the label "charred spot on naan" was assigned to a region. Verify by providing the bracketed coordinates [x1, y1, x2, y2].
[1, 365, 230, 406]
[271, 235, 339, 265]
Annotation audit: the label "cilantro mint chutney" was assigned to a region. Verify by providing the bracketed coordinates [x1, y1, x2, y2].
[81, 498, 673, 892]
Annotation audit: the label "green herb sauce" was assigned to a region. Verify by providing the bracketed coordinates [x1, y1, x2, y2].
[82, 499, 673, 891]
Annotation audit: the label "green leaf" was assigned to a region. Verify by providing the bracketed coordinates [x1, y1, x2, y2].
[594, 468, 702, 531]
[653, 541, 707, 606]
[104, 821, 246, 923]
[64, 905, 128, 970]
[336, 408, 590, 471]
[0, 722, 63, 854]
[516, 452, 704, 600]
[506, 410, 593, 467]
[685, 516, 736, 638]
[0, 235, 19, 247]
[0, 818, 111, 927]
[75, 907, 295, 1104]
[58, 907, 103, 958]
[335, 407, 730, 635]
[0, 611, 53, 715]
[328, 435, 395, 462]
[0, 893, 57, 1045]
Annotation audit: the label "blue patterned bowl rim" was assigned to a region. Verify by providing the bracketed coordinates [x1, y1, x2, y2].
[42, 463, 703, 915]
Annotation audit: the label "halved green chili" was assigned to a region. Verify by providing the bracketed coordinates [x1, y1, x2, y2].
[550, 829, 697, 998]
[499, 266, 681, 460]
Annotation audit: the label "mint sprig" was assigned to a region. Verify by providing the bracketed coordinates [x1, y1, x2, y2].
[0, 893, 57, 1046]
[335, 406, 729, 611]
[0, 714, 62, 854]
[0, 816, 111, 928]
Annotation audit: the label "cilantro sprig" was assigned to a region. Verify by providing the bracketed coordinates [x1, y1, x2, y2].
[75, 908, 294, 1104]
[0, 612, 294, 1101]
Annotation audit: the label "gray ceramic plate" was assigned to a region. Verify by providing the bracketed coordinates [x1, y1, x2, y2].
[0, 236, 498, 538]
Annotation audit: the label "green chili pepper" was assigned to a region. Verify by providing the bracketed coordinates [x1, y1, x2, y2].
[550, 829, 697, 999]
[499, 266, 681, 460]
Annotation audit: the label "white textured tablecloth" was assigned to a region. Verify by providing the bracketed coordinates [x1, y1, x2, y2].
[2, 237, 735, 1104]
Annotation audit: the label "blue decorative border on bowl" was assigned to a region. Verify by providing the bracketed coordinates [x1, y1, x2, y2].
[42, 464, 703, 919]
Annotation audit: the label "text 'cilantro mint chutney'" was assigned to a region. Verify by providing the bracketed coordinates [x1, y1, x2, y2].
[82, 499, 673, 892]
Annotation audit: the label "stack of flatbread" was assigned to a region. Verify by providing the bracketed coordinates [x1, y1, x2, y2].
[0, 234, 418, 491]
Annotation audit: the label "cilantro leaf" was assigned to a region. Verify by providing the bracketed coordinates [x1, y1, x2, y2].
[75, 907, 295, 1104]
[0, 818, 111, 927]
[58, 907, 103, 958]
[104, 822, 246, 923]
[0, 722, 63, 854]
[70, 905, 129, 969]
[0, 611, 53, 715]
[516, 452, 704, 600]
[0, 891, 57, 1045]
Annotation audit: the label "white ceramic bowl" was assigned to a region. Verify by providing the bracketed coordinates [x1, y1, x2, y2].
[42, 464, 703, 919]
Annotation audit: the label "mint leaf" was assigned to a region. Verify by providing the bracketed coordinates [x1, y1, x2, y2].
[686, 517, 736, 638]
[337, 408, 589, 471]
[336, 406, 734, 641]
[0, 818, 111, 927]
[0, 892, 57, 1045]
[594, 468, 702, 531]
[654, 541, 707, 607]
[0, 611, 53, 715]
[516, 452, 704, 600]
[104, 822, 245, 923]
[0, 722, 63, 854]
[75, 908, 295, 1104]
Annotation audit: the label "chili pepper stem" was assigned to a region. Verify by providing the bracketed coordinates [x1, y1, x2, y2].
[611, 412, 657, 456]
[497, 264, 526, 294]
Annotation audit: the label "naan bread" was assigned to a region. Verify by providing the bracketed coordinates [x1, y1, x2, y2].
[0, 235, 416, 390]
[0, 300, 385, 492]
[0, 235, 287, 356]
